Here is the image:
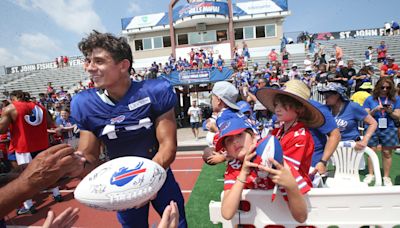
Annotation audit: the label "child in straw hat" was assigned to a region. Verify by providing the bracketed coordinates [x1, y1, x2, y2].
[256, 79, 325, 187]
[216, 116, 309, 223]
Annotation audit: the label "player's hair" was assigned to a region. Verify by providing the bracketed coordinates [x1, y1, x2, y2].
[10, 90, 30, 102]
[78, 30, 133, 71]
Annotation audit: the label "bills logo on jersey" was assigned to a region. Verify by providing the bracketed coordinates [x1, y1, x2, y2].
[110, 162, 146, 187]
[253, 135, 283, 177]
[24, 105, 43, 126]
[110, 115, 125, 125]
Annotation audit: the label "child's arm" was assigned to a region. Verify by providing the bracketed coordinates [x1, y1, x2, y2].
[259, 158, 308, 223]
[221, 144, 258, 220]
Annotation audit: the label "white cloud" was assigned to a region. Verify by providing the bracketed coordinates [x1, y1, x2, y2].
[128, 2, 143, 14]
[0, 48, 23, 67]
[11, 0, 106, 35]
[0, 33, 65, 67]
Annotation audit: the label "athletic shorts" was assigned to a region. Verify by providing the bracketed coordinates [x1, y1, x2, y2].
[368, 127, 399, 147]
[117, 169, 187, 228]
[377, 57, 386, 63]
[190, 122, 200, 129]
[15, 150, 42, 165]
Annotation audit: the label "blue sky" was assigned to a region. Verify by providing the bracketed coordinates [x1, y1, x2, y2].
[0, 0, 398, 67]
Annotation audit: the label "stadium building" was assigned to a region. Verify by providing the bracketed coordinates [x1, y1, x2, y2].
[121, 0, 290, 69]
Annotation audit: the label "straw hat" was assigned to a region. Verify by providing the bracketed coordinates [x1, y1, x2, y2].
[255, 80, 325, 128]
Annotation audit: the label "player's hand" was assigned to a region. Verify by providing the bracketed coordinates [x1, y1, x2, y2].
[158, 201, 179, 228]
[258, 158, 297, 190]
[19, 144, 86, 192]
[42, 207, 80, 228]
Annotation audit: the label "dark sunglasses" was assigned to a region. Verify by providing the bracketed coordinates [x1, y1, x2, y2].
[323, 91, 337, 97]
[381, 86, 391, 90]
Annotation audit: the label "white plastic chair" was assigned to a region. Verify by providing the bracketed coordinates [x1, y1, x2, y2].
[325, 141, 382, 187]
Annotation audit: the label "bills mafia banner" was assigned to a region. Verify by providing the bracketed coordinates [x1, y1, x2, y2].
[121, 0, 288, 31]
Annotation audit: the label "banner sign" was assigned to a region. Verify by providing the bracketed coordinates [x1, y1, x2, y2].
[121, 0, 288, 30]
[160, 67, 233, 86]
[313, 27, 386, 40]
[173, 2, 229, 22]
[5, 56, 84, 74]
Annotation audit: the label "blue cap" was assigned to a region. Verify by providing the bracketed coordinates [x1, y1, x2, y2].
[237, 101, 252, 114]
[318, 82, 349, 101]
[215, 117, 255, 151]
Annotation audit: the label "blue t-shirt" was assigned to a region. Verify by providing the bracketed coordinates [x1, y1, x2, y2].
[363, 95, 400, 128]
[309, 100, 338, 166]
[56, 116, 77, 139]
[71, 79, 177, 159]
[330, 101, 367, 141]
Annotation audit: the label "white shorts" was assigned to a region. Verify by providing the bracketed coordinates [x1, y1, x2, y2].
[16, 152, 33, 165]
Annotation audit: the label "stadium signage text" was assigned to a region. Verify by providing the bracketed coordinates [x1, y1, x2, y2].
[5, 57, 84, 74]
[179, 69, 211, 83]
[314, 27, 386, 40]
[176, 2, 229, 21]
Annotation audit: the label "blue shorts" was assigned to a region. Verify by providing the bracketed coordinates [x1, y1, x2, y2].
[117, 169, 187, 228]
[7, 152, 16, 161]
[190, 122, 199, 129]
[368, 127, 399, 147]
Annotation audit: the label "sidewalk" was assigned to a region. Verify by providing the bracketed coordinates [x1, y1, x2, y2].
[177, 127, 208, 151]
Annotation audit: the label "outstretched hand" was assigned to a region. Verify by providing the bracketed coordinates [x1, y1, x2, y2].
[158, 201, 179, 228]
[42, 207, 80, 228]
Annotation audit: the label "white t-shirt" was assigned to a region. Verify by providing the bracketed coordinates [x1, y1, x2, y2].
[188, 106, 201, 123]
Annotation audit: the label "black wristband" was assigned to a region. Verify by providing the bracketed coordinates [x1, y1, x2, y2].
[319, 159, 328, 166]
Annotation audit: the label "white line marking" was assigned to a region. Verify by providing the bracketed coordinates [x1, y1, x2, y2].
[175, 156, 202, 159]
[181, 190, 192, 193]
[172, 169, 202, 172]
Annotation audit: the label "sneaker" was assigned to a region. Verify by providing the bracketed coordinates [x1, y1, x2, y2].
[395, 148, 400, 155]
[383, 177, 393, 186]
[363, 174, 375, 184]
[53, 195, 63, 202]
[16, 206, 37, 216]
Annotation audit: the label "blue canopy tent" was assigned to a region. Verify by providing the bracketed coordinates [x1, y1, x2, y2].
[159, 67, 233, 86]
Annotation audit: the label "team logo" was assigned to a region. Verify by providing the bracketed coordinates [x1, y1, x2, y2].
[24, 105, 44, 126]
[110, 162, 147, 187]
[110, 115, 125, 125]
[219, 121, 231, 132]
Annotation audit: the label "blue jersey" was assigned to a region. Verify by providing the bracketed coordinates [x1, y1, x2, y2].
[309, 100, 338, 166]
[363, 95, 400, 128]
[330, 101, 367, 141]
[71, 79, 177, 159]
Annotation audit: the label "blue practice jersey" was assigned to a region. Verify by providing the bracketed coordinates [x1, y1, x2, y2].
[71, 79, 177, 159]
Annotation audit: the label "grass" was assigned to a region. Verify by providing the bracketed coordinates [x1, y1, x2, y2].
[185, 163, 225, 228]
[185, 152, 400, 227]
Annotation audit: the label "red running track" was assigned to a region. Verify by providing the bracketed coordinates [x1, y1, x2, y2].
[5, 153, 204, 227]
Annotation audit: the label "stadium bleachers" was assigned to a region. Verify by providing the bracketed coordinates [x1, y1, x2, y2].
[0, 65, 89, 100]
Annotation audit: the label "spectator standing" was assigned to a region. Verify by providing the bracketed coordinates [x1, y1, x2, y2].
[353, 60, 373, 91]
[268, 48, 278, 63]
[351, 82, 373, 106]
[63, 56, 69, 67]
[187, 100, 202, 140]
[365, 46, 374, 61]
[392, 21, 400, 35]
[288, 64, 300, 80]
[281, 47, 290, 70]
[333, 44, 343, 61]
[318, 83, 377, 150]
[377, 41, 388, 67]
[384, 22, 391, 36]
[363, 78, 400, 186]
[55, 108, 78, 149]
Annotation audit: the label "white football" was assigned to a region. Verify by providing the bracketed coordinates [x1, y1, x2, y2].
[74, 156, 166, 211]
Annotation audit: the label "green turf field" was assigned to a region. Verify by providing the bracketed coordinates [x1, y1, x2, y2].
[185, 152, 400, 227]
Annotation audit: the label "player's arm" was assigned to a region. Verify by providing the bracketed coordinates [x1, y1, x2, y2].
[77, 130, 102, 176]
[152, 108, 177, 169]
[0, 105, 14, 134]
